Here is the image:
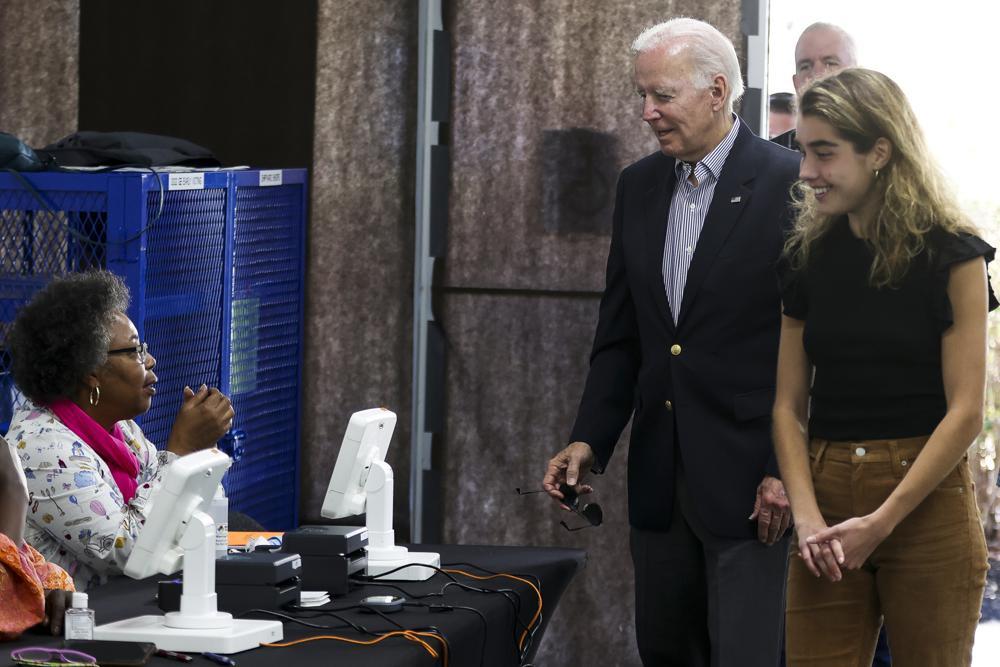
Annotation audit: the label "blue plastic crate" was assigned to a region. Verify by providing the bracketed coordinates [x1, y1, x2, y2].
[0, 169, 306, 529]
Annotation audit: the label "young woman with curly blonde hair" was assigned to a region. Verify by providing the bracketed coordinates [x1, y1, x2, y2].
[773, 68, 996, 666]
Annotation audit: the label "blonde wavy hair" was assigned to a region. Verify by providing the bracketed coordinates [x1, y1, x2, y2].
[785, 68, 976, 287]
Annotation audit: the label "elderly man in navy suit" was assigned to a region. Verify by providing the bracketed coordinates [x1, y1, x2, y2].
[543, 18, 800, 666]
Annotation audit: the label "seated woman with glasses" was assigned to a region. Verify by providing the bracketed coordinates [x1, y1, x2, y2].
[1, 434, 74, 639]
[5, 271, 234, 591]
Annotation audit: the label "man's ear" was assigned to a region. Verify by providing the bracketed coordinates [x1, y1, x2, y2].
[710, 74, 729, 112]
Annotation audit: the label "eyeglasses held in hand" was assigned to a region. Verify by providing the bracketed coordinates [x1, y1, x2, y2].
[516, 484, 603, 531]
[11, 647, 97, 667]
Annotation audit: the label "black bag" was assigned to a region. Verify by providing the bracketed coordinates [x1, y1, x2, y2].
[0, 131, 46, 171]
[40, 131, 221, 168]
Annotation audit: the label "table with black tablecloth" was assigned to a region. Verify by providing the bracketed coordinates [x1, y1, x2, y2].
[4, 544, 585, 667]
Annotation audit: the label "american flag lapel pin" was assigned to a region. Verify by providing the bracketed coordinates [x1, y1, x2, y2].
[730, 195, 742, 203]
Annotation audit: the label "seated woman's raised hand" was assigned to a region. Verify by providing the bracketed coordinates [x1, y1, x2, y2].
[166, 384, 235, 456]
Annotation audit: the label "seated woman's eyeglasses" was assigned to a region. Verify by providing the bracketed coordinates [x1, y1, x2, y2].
[107, 341, 149, 364]
[10, 646, 97, 667]
[516, 486, 604, 532]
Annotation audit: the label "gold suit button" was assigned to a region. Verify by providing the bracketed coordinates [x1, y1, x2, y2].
[670, 344, 682, 356]
[664, 400, 673, 410]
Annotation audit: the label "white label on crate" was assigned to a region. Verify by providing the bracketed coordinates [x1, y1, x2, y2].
[259, 170, 283, 187]
[168, 173, 205, 191]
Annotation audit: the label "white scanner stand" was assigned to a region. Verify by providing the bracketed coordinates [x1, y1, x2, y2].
[94, 509, 282, 653]
[364, 460, 440, 581]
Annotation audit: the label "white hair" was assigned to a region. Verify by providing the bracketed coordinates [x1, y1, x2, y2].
[631, 18, 745, 114]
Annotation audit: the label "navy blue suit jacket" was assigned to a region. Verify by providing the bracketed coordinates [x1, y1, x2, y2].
[569, 120, 801, 538]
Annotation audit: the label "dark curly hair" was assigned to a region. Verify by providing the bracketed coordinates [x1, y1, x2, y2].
[9, 271, 130, 404]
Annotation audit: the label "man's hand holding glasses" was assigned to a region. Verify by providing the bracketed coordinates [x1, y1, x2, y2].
[542, 441, 596, 508]
[518, 441, 603, 531]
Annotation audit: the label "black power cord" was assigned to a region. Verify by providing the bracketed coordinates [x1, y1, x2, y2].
[352, 561, 542, 665]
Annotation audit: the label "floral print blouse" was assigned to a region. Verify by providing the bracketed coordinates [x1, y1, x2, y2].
[6, 400, 175, 591]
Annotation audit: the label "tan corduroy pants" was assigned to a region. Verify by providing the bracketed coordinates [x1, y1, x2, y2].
[786, 436, 989, 667]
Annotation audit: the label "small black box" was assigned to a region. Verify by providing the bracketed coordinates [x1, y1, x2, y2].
[217, 551, 302, 585]
[158, 579, 301, 615]
[282, 525, 367, 555]
[157, 552, 304, 614]
[299, 551, 367, 595]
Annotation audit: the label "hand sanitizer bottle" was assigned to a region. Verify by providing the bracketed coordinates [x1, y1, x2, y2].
[209, 484, 229, 558]
[64, 591, 94, 639]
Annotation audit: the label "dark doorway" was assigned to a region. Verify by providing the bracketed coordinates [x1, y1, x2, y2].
[79, 0, 317, 170]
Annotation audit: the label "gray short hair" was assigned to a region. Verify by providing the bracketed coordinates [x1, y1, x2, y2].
[631, 18, 745, 115]
[798, 22, 858, 66]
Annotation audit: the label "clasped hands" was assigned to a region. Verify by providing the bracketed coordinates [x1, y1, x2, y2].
[797, 512, 893, 582]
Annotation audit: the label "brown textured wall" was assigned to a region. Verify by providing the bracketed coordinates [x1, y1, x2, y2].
[444, 1, 743, 292]
[440, 292, 636, 661]
[301, 0, 418, 528]
[0, 1, 79, 145]
[441, 3, 745, 665]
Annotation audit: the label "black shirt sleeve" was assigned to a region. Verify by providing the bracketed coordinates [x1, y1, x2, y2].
[930, 231, 999, 332]
[777, 253, 807, 320]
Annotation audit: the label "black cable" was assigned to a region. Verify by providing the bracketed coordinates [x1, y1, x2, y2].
[353, 562, 527, 622]
[348, 579, 441, 600]
[349, 569, 527, 627]
[353, 561, 538, 663]
[116, 166, 167, 244]
[5, 165, 167, 247]
[241, 605, 452, 662]
[362, 606, 451, 665]
[241, 608, 449, 665]
[437, 580, 524, 663]
[237, 607, 372, 635]
[518, 611, 543, 665]
[362, 605, 408, 631]
[441, 560, 545, 663]
[441, 561, 542, 591]
[411, 602, 487, 667]
[358, 562, 460, 582]
[283, 603, 365, 614]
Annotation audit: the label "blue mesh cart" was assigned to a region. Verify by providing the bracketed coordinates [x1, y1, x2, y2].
[0, 169, 306, 529]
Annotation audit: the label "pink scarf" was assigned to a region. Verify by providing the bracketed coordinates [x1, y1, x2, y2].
[47, 399, 140, 503]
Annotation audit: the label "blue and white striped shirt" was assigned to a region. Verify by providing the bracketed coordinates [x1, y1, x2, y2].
[662, 119, 741, 323]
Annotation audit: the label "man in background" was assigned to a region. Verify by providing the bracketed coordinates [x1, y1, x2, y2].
[771, 22, 857, 149]
[768, 92, 796, 139]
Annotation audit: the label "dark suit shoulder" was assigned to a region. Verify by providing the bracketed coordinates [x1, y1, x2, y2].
[770, 128, 797, 149]
[622, 150, 671, 177]
[741, 133, 800, 183]
[617, 150, 673, 195]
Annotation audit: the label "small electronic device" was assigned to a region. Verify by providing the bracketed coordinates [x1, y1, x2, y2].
[159, 551, 304, 614]
[360, 595, 405, 613]
[283, 524, 367, 555]
[282, 525, 367, 595]
[321, 408, 440, 581]
[93, 449, 282, 653]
